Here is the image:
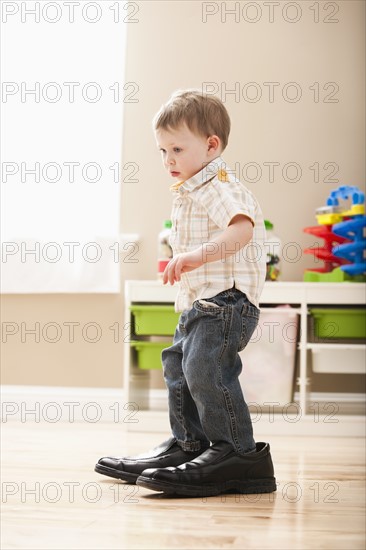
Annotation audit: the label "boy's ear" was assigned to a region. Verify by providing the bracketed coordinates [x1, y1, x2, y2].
[207, 135, 221, 152]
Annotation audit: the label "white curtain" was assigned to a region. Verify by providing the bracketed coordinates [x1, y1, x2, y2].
[1, 1, 127, 293]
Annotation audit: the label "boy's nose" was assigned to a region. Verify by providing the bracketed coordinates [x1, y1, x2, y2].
[165, 153, 175, 166]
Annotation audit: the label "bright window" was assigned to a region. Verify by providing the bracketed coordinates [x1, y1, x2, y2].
[1, 1, 127, 292]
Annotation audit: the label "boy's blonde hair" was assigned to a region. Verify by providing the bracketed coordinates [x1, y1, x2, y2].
[153, 89, 231, 151]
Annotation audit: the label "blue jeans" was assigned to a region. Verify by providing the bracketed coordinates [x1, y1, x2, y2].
[162, 286, 260, 455]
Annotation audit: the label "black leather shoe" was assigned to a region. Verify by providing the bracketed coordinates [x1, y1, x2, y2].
[136, 441, 276, 497]
[94, 437, 208, 483]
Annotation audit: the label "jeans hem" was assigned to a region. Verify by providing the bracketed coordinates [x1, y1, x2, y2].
[177, 439, 207, 452]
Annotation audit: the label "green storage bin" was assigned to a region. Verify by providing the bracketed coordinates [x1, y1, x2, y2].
[130, 340, 171, 370]
[130, 305, 180, 335]
[309, 308, 366, 339]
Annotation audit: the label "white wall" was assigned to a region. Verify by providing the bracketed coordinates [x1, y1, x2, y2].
[121, 0, 365, 283]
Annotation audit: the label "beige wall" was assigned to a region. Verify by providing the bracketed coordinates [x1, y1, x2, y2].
[2, 0, 365, 387]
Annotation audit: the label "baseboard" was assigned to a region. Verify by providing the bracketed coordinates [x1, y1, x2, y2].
[1, 386, 365, 437]
[0, 385, 127, 424]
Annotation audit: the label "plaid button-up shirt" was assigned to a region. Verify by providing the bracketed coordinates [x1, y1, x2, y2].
[169, 156, 266, 312]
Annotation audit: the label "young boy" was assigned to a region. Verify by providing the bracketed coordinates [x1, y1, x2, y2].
[95, 89, 276, 497]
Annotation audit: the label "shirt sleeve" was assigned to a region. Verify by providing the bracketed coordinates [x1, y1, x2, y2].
[196, 179, 256, 230]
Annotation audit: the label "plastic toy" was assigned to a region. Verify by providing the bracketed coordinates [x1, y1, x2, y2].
[303, 185, 366, 282]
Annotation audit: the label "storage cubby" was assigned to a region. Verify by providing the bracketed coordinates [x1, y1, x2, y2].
[124, 281, 365, 435]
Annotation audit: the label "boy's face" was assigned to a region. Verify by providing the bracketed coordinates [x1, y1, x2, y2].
[155, 124, 221, 182]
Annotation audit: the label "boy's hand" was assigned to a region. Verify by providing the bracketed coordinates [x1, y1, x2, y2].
[163, 250, 203, 285]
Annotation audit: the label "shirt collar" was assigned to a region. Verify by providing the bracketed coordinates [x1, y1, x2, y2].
[169, 156, 227, 194]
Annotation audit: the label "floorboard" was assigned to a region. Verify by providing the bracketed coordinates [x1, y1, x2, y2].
[1, 415, 365, 549]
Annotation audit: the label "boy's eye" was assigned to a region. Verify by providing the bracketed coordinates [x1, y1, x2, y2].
[159, 147, 181, 154]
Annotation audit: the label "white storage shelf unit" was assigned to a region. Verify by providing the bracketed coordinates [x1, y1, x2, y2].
[124, 281, 366, 436]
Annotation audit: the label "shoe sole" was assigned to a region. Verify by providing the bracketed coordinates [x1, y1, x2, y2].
[136, 476, 277, 497]
[94, 464, 137, 483]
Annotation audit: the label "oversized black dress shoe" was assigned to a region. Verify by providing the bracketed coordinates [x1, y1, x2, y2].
[136, 441, 277, 497]
[94, 437, 208, 483]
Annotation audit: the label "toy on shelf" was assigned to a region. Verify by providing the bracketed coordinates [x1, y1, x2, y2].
[303, 223, 350, 274]
[264, 220, 282, 281]
[303, 185, 366, 282]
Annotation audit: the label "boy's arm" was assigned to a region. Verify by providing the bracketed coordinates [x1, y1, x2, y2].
[163, 214, 253, 285]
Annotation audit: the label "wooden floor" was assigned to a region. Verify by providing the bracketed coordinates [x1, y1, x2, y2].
[1, 417, 365, 550]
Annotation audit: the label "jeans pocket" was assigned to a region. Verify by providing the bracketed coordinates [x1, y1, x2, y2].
[193, 295, 225, 313]
[198, 299, 221, 308]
